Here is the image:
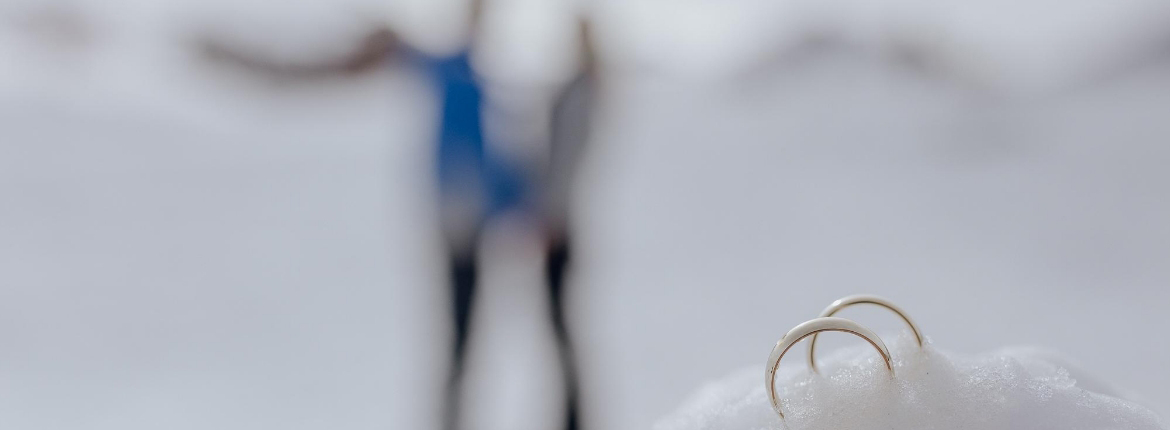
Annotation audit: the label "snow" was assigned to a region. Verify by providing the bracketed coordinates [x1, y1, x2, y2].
[654, 333, 1165, 430]
[1, 0, 1169, 429]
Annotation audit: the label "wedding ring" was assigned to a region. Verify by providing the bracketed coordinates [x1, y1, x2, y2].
[765, 317, 893, 420]
[807, 295, 922, 373]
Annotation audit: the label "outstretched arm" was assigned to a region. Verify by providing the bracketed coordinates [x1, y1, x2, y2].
[196, 26, 400, 80]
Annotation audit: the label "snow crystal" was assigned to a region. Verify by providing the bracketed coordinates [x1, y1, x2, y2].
[654, 333, 1165, 430]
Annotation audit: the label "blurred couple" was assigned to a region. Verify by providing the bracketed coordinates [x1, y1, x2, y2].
[197, 2, 596, 430]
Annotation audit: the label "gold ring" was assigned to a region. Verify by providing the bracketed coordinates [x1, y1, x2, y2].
[765, 317, 893, 420]
[807, 295, 922, 373]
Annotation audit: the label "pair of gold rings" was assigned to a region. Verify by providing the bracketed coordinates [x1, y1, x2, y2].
[764, 295, 924, 420]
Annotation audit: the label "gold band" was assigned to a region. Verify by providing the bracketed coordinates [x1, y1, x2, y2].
[807, 295, 923, 373]
[765, 317, 893, 420]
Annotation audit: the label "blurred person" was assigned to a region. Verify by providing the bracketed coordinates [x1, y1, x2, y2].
[521, 16, 598, 430]
[190, 3, 596, 430]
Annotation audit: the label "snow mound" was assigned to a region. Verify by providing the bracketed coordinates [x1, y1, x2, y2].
[654, 333, 1164, 430]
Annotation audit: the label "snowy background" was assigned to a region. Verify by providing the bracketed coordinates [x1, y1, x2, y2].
[1, 0, 1169, 429]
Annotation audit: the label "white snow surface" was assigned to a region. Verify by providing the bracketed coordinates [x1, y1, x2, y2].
[655, 334, 1165, 430]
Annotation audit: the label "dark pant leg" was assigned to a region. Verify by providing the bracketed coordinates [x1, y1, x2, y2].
[445, 247, 478, 430]
[546, 236, 580, 430]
